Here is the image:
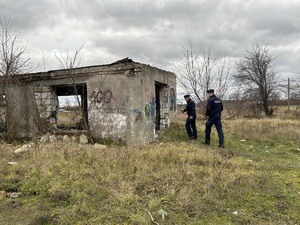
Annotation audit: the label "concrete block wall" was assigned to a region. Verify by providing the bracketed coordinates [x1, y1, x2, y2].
[34, 86, 58, 127]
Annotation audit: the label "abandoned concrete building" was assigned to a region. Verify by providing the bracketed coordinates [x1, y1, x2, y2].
[0, 58, 177, 145]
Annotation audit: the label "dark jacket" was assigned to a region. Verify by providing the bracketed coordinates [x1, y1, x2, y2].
[184, 99, 196, 118]
[206, 95, 223, 117]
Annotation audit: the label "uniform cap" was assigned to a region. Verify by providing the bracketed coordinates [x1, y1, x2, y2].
[207, 89, 214, 93]
[183, 94, 190, 98]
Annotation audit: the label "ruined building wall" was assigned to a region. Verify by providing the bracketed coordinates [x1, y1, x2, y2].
[4, 84, 40, 138]
[1, 61, 176, 145]
[34, 85, 58, 129]
[141, 64, 177, 141]
[87, 74, 133, 143]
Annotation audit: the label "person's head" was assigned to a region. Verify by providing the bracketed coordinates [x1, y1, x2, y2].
[207, 89, 214, 97]
[184, 94, 191, 101]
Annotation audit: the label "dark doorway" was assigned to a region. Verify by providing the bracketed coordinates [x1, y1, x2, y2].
[155, 82, 164, 131]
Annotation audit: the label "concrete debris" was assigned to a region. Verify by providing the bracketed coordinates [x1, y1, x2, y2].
[79, 134, 88, 144]
[14, 144, 31, 156]
[7, 162, 18, 166]
[49, 135, 57, 142]
[40, 135, 49, 143]
[8, 192, 20, 198]
[71, 136, 78, 143]
[63, 135, 71, 142]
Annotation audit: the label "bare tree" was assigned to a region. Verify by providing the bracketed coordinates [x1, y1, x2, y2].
[0, 18, 32, 138]
[0, 18, 31, 77]
[54, 45, 87, 127]
[175, 43, 232, 116]
[54, 45, 105, 143]
[235, 44, 279, 116]
[285, 77, 300, 100]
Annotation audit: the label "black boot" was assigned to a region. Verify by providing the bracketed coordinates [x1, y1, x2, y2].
[202, 141, 210, 145]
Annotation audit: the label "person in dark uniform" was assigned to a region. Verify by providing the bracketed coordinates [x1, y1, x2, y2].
[181, 94, 197, 140]
[202, 89, 224, 147]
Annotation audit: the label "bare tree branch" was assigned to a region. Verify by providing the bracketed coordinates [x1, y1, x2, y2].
[234, 44, 279, 116]
[175, 43, 232, 116]
[0, 17, 32, 77]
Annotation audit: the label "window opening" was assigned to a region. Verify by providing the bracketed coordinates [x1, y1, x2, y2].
[55, 84, 88, 130]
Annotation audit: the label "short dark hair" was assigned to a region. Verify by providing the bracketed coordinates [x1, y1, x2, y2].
[207, 89, 214, 93]
[184, 94, 190, 98]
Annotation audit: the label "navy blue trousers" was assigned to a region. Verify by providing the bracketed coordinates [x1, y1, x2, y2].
[185, 117, 197, 139]
[205, 115, 224, 145]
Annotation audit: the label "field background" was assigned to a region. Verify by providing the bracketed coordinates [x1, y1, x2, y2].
[0, 106, 300, 224]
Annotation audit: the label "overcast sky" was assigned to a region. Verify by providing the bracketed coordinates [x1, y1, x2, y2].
[1, 0, 300, 81]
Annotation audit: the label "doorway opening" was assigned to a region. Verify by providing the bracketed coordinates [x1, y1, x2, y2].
[155, 82, 164, 131]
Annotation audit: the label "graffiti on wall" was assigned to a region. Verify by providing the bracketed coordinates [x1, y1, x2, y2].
[145, 98, 156, 119]
[89, 89, 128, 138]
[90, 89, 114, 104]
[145, 88, 156, 122]
[169, 88, 176, 111]
[89, 89, 128, 115]
[131, 109, 143, 123]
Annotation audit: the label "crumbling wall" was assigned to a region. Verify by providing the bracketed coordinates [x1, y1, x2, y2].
[3, 84, 40, 138]
[34, 85, 58, 128]
[87, 73, 138, 144]
[1, 61, 176, 145]
[142, 64, 177, 140]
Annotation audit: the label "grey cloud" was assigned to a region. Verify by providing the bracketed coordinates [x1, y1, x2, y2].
[0, 0, 299, 77]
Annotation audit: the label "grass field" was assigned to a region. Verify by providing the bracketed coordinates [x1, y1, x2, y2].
[0, 114, 300, 224]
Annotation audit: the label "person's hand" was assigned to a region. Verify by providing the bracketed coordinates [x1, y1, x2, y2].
[181, 109, 184, 113]
[189, 116, 193, 119]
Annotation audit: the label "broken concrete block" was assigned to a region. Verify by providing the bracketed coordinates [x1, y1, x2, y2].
[7, 162, 18, 166]
[49, 135, 57, 143]
[71, 136, 78, 143]
[40, 135, 49, 144]
[8, 192, 20, 198]
[79, 134, 88, 144]
[63, 135, 71, 142]
[14, 144, 31, 156]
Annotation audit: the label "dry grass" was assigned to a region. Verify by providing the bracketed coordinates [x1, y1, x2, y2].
[57, 111, 81, 127]
[0, 115, 300, 224]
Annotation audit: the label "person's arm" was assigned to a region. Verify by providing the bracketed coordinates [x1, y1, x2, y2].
[206, 100, 212, 116]
[220, 100, 223, 112]
[187, 101, 195, 119]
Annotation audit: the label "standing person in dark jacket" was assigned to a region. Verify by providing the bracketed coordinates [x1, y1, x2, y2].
[202, 89, 224, 147]
[181, 94, 197, 140]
